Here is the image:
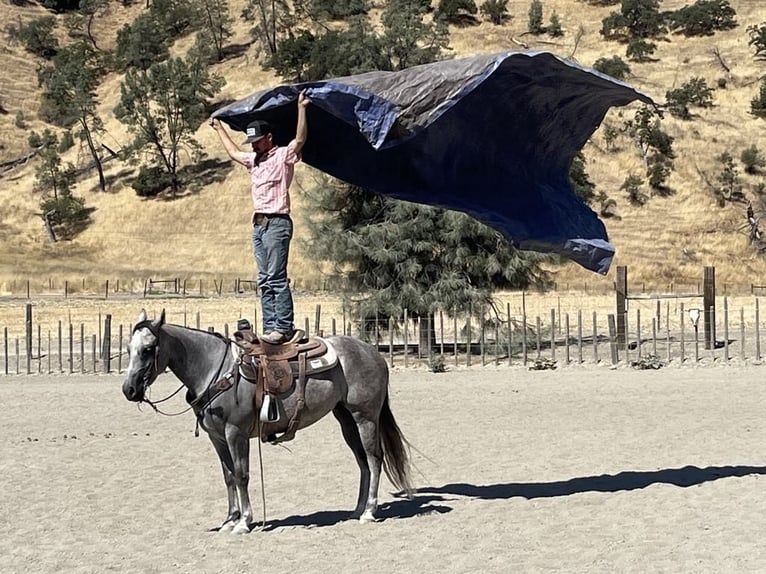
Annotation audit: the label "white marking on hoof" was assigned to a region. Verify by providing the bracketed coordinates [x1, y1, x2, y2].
[218, 520, 236, 533]
[359, 511, 377, 523]
[232, 520, 251, 535]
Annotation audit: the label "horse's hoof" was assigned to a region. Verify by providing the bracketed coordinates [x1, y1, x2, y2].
[218, 520, 236, 533]
[232, 522, 251, 535]
[358, 512, 377, 523]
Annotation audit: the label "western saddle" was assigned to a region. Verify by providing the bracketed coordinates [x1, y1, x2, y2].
[232, 321, 337, 443]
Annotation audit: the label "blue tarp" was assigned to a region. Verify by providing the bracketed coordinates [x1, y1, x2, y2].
[213, 51, 655, 274]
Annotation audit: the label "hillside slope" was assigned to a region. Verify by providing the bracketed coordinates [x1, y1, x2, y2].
[0, 0, 765, 293]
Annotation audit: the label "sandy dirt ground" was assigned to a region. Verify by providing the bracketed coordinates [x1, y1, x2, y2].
[3, 364, 766, 573]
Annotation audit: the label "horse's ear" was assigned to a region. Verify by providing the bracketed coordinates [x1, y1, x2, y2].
[158, 309, 166, 326]
[138, 309, 147, 323]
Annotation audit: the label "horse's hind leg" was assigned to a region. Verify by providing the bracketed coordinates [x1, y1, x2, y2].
[332, 404, 371, 519]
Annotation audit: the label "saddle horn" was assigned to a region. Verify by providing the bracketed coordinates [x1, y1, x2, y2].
[260, 393, 281, 423]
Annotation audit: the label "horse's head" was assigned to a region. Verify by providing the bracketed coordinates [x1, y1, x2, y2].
[122, 309, 167, 402]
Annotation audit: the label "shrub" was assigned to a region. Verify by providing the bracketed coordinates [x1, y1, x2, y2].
[528, 0, 544, 34]
[132, 165, 173, 197]
[716, 151, 741, 204]
[480, 0, 509, 24]
[593, 55, 630, 80]
[752, 79, 766, 119]
[665, 77, 714, 119]
[741, 145, 765, 175]
[626, 37, 656, 62]
[435, 0, 478, 24]
[12, 16, 59, 58]
[311, 0, 369, 20]
[647, 155, 672, 191]
[58, 131, 75, 153]
[548, 12, 563, 37]
[15, 111, 26, 128]
[569, 152, 595, 205]
[748, 23, 766, 59]
[621, 174, 647, 205]
[428, 354, 446, 373]
[40, 193, 90, 239]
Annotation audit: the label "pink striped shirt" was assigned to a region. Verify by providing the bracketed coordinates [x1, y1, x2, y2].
[243, 140, 301, 217]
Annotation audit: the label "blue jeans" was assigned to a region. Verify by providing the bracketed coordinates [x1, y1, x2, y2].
[252, 215, 294, 334]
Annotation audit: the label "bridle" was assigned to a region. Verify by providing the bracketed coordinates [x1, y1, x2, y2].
[129, 321, 255, 429]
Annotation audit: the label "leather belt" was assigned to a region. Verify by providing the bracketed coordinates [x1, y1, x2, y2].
[253, 213, 289, 227]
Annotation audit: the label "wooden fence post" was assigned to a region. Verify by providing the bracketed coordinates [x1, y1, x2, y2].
[550, 309, 556, 362]
[608, 314, 618, 365]
[102, 314, 112, 374]
[724, 297, 729, 361]
[592, 312, 598, 363]
[616, 266, 627, 347]
[703, 266, 716, 350]
[680, 303, 685, 363]
[756, 298, 761, 361]
[25, 303, 32, 375]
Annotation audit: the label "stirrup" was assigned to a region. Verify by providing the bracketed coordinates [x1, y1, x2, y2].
[260, 394, 281, 423]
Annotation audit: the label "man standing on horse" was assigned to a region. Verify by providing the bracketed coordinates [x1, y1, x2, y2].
[209, 91, 310, 344]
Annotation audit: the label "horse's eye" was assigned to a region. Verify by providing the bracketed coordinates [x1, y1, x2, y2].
[142, 348, 152, 356]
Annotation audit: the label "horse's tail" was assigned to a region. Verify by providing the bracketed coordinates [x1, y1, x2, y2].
[379, 394, 414, 497]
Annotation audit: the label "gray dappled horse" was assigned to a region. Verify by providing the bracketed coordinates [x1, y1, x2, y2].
[122, 310, 412, 534]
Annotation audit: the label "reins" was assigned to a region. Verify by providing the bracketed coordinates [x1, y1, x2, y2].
[140, 384, 189, 416]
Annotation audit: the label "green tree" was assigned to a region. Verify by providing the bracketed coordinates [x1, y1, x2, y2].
[602, 0, 664, 40]
[620, 0, 664, 38]
[480, 0, 509, 25]
[241, 0, 292, 57]
[669, 0, 736, 37]
[665, 77, 714, 119]
[748, 22, 766, 59]
[435, 0, 478, 25]
[625, 106, 674, 161]
[115, 13, 170, 70]
[271, 18, 388, 82]
[63, 0, 111, 51]
[548, 12, 563, 37]
[38, 41, 107, 192]
[528, 0, 544, 34]
[114, 41, 225, 196]
[380, 0, 450, 71]
[197, 0, 234, 61]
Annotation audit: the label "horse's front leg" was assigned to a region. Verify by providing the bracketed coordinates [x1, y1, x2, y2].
[209, 436, 240, 532]
[226, 425, 254, 534]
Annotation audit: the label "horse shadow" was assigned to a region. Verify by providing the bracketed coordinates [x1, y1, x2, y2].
[258, 464, 766, 531]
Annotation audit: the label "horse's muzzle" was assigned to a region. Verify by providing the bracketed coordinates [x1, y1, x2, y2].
[122, 380, 144, 402]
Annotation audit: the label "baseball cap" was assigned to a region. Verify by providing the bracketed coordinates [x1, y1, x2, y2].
[242, 119, 272, 144]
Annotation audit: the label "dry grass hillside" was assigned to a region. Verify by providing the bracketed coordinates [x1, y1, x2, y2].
[0, 0, 765, 296]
